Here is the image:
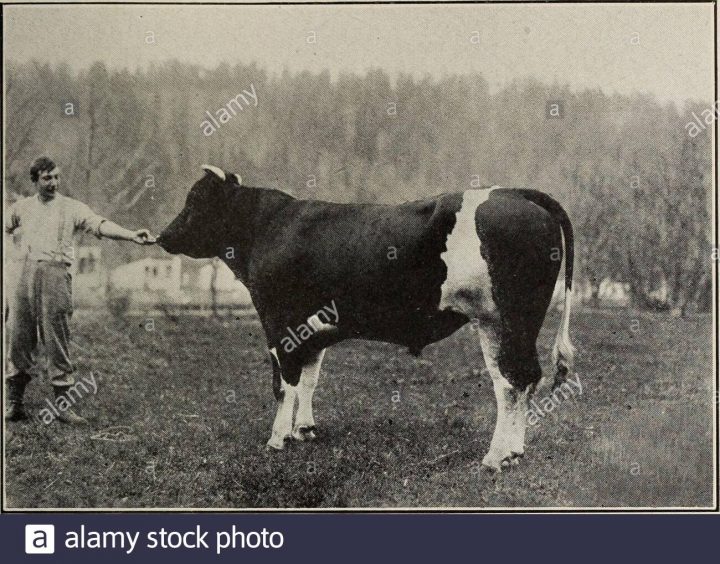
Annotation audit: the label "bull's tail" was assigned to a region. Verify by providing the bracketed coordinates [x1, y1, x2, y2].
[269, 348, 284, 401]
[551, 227, 575, 388]
[515, 189, 575, 387]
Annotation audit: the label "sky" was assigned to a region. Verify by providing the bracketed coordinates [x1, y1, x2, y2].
[3, 3, 715, 104]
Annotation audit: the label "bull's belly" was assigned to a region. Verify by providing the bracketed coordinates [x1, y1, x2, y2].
[337, 302, 472, 355]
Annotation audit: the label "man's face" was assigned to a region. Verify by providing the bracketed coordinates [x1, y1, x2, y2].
[36, 167, 60, 200]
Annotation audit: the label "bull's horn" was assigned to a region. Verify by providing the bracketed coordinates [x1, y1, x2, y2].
[233, 173, 242, 185]
[201, 164, 226, 181]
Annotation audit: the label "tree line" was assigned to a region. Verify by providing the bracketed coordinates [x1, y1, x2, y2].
[5, 60, 713, 313]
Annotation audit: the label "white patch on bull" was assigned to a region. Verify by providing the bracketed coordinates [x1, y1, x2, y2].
[269, 347, 279, 363]
[439, 187, 499, 318]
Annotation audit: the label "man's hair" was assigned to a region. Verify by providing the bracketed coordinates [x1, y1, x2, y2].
[30, 156, 57, 182]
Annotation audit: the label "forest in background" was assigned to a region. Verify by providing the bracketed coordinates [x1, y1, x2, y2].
[4, 60, 713, 313]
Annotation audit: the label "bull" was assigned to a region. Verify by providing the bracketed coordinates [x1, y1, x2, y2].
[158, 165, 574, 471]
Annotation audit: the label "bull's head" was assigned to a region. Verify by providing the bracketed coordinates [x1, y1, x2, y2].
[157, 165, 243, 258]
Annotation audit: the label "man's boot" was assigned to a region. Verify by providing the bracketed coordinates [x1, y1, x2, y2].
[5, 374, 30, 421]
[53, 386, 89, 425]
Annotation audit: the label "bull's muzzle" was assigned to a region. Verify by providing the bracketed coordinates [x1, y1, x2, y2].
[155, 230, 175, 253]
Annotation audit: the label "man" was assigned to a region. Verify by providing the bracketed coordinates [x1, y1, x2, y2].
[4, 156, 155, 424]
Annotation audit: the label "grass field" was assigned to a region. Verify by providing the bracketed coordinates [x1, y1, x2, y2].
[4, 308, 715, 509]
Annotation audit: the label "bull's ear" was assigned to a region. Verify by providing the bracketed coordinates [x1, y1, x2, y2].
[232, 173, 242, 186]
[201, 164, 226, 181]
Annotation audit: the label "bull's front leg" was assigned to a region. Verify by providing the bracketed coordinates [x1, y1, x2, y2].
[265, 314, 338, 450]
[266, 347, 327, 449]
[267, 381, 297, 450]
[292, 348, 326, 441]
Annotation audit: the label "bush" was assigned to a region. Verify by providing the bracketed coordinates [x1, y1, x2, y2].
[107, 293, 130, 318]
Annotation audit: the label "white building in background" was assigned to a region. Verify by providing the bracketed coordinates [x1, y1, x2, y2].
[110, 256, 183, 296]
[197, 260, 253, 305]
[106, 256, 253, 308]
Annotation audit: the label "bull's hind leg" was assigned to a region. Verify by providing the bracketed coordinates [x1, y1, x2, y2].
[292, 349, 326, 441]
[478, 330, 539, 471]
[478, 331, 516, 470]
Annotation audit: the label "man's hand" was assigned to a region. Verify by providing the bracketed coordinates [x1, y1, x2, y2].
[99, 221, 157, 244]
[132, 229, 156, 245]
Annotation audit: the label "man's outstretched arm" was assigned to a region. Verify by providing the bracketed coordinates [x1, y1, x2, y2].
[99, 220, 156, 245]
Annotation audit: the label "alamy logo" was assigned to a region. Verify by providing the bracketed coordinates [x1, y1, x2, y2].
[25, 525, 55, 554]
[280, 300, 339, 353]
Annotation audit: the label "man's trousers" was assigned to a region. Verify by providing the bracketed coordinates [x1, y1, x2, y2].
[6, 259, 75, 386]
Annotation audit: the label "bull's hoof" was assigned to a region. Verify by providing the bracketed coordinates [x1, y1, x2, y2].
[482, 449, 518, 473]
[481, 452, 504, 473]
[292, 425, 317, 442]
[266, 434, 291, 450]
